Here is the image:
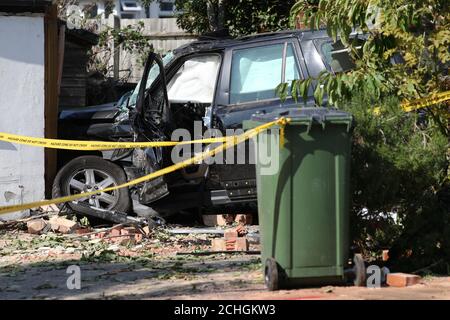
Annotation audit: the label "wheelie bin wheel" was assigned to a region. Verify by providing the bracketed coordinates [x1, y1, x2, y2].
[265, 258, 280, 291]
[353, 253, 366, 287]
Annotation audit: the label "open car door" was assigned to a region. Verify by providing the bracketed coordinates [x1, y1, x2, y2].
[131, 52, 173, 205]
[134, 52, 173, 139]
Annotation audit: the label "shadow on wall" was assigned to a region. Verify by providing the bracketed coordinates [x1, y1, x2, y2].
[0, 141, 17, 151]
[0, 16, 45, 66]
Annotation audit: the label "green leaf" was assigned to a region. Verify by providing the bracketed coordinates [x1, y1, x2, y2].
[314, 83, 325, 106]
[275, 82, 289, 102]
[291, 80, 299, 102]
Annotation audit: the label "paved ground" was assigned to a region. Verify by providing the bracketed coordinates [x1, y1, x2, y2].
[1, 228, 449, 300]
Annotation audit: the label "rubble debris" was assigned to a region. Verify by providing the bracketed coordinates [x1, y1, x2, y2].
[224, 229, 238, 239]
[87, 224, 145, 245]
[134, 233, 143, 242]
[382, 250, 389, 261]
[234, 225, 247, 237]
[75, 227, 92, 235]
[26, 218, 49, 234]
[110, 226, 122, 237]
[109, 235, 136, 246]
[212, 225, 249, 252]
[176, 250, 260, 256]
[233, 237, 248, 251]
[246, 232, 260, 244]
[107, 244, 121, 252]
[1, 212, 56, 230]
[38, 204, 60, 213]
[142, 226, 151, 236]
[387, 273, 421, 287]
[91, 231, 107, 239]
[223, 225, 247, 238]
[118, 226, 143, 244]
[211, 238, 225, 251]
[212, 237, 249, 251]
[234, 214, 253, 225]
[48, 216, 80, 234]
[68, 223, 127, 239]
[168, 227, 224, 235]
[202, 214, 235, 226]
[202, 213, 253, 227]
[121, 226, 138, 235]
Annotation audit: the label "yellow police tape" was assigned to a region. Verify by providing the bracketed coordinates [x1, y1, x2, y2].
[0, 90, 448, 216]
[373, 90, 450, 115]
[0, 132, 230, 151]
[0, 118, 288, 216]
[1, 91, 448, 151]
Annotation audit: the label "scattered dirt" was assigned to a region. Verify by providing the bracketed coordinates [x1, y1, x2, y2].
[0, 227, 449, 300]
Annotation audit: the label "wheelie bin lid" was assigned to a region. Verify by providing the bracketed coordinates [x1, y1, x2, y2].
[249, 107, 353, 131]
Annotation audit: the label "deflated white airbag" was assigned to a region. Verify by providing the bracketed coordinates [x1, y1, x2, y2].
[167, 55, 221, 104]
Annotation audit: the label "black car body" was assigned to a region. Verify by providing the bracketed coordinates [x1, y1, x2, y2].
[55, 29, 361, 217]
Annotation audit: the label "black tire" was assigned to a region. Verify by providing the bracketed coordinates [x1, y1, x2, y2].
[353, 253, 366, 287]
[52, 156, 131, 215]
[265, 258, 280, 291]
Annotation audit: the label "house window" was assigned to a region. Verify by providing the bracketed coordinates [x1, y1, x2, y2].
[120, 0, 142, 12]
[160, 1, 174, 12]
[229, 43, 301, 104]
[120, 13, 136, 19]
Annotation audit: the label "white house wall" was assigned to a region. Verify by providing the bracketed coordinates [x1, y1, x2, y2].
[0, 16, 45, 220]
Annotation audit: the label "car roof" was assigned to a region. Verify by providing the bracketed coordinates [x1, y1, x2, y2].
[173, 29, 330, 55]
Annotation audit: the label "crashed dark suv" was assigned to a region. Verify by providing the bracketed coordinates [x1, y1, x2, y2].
[54, 29, 360, 218]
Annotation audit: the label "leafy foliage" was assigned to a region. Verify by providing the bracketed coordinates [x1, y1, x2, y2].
[284, 1, 449, 271]
[98, 21, 152, 57]
[89, 21, 153, 79]
[174, 0, 210, 35]
[55, 1, 153, 80]
[344, 92, 449, 272]
[287, 0, 450, 116]
[175, 0, 296, 36]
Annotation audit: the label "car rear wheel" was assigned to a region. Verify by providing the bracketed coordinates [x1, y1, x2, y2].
[52, 156, 131, 214]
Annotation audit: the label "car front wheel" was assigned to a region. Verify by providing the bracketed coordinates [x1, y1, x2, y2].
[52, 156, 131, 214]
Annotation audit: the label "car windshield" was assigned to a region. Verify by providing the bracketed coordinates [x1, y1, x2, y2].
[127, 51, 175, 108]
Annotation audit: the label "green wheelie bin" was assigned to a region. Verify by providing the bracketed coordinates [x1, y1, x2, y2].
[244, 107, 363, 290]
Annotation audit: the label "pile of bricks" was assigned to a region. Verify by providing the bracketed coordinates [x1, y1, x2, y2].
[211, 225, 248, 252]
[386, 273, 421, 287]
[90, 225, 149, 245]
[27, 216, 148, 246]
[27, 216, 81, 235]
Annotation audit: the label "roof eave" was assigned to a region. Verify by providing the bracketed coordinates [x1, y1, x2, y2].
[0, 0, 54, 14]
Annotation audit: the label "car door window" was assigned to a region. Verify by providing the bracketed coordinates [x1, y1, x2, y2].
[315, 39, 363, 73]
[229, 43, 301, 104]
[167, 55, 221, 104]
[128, 51, 175, 108]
